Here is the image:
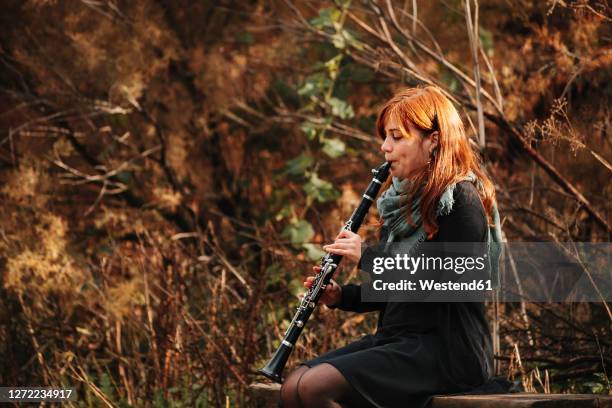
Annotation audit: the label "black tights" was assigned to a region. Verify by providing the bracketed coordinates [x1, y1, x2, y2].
[279, 363, 371, 408]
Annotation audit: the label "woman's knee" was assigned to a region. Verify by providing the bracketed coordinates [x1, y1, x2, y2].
[296, 363, 350, 405]
[280, 365, 309, 406]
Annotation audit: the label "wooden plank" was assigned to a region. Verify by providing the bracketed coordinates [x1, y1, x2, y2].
[247, 383, 612, 408]
[430, 394, 612, 408]
[250, 383, 281, 407]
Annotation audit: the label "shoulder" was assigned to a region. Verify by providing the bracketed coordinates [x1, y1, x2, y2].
[434, 181, 487, 242]
[453, 181, 485, 211]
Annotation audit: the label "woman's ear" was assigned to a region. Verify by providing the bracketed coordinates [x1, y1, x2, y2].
[429, 131, 440, 153]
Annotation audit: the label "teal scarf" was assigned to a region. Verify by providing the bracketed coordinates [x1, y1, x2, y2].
[376, 173, 503, 288]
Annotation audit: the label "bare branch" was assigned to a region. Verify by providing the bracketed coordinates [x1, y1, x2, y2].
[464, 0, 486, 149]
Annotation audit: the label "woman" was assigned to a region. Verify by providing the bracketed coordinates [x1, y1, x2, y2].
[279, 85, 502, 408]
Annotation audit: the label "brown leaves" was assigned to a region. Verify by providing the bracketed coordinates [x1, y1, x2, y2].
[218, 122, 246, 178]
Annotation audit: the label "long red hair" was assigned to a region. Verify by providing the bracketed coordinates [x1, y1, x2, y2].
[376, 86, 496, 238]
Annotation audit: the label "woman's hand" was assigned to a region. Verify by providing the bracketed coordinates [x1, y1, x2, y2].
[323, 229, 362, 263]
[303, 266, 342, 307]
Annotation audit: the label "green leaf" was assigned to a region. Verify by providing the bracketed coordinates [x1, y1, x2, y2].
[298, 82, 316, 98]
[583, 382, 605, 393]
[303, 243, 326, 261]
[342, 29, 362, 50]
[275, 204, 293, 221]
[330, 29, 361, 50]
[322, 137, 346, 158]
[298, 73, 332, 98]
[310, 8, 341, 29]
[324, 55, 343, 78]
[284, 153, 313, 176]
[300, 121, 318, 140]
[304, 172, 340, 203]
[282, 220, 314, 245]
[331, 33, 347, 49]
[327, 96, 354, 119]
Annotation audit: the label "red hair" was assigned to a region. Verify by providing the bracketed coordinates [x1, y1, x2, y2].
[376, 86, 497, 239]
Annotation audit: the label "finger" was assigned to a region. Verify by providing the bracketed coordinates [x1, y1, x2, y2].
[336, 229, 357, 239]
[323, 243, 340, 248]
[334, 238, 358, 246]
[324, 247, 347, 255]
[324, 246, 345, 254]
[324, 243, 352, 251]
[336, 229, 350, 239]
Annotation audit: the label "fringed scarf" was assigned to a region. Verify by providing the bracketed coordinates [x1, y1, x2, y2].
[377, 173, 502, 287]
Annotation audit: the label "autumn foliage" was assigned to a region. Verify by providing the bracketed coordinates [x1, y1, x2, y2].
[0, 0, 610, 406]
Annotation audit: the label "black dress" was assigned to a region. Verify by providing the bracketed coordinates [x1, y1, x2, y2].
[302, 181, 494, 408]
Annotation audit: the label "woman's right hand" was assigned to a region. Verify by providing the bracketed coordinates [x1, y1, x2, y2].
[303, 266, 342, 307]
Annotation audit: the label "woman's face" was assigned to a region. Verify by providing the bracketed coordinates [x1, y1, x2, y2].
[381, 114, 436, 179]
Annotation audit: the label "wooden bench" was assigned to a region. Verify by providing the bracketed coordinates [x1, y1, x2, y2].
[249, 383, 612, 407]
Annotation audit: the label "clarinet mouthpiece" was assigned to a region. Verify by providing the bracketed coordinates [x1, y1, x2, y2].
[372, 161, 391, 176]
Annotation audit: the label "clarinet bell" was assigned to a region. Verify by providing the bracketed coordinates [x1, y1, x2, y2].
[257, 341, 293, 384]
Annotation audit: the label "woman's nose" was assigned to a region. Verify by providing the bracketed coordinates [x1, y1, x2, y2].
[381, 137, 391, 152]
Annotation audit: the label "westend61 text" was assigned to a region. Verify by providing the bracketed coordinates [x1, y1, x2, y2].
[372, 279, 493, 291]
[372, 253, 487, 275]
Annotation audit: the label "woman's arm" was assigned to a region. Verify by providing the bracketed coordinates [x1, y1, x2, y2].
[303, 264, 384, 312]
[327, 282, 385, 312]
[319, 230, 386, 313]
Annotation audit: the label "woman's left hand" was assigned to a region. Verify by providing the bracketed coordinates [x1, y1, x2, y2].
[323, 230, 362, 263]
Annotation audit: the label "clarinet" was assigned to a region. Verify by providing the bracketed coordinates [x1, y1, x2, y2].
[258, 162, 391, 383]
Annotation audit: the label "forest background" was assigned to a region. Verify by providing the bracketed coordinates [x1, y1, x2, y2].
[0, 0, 610, 407]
